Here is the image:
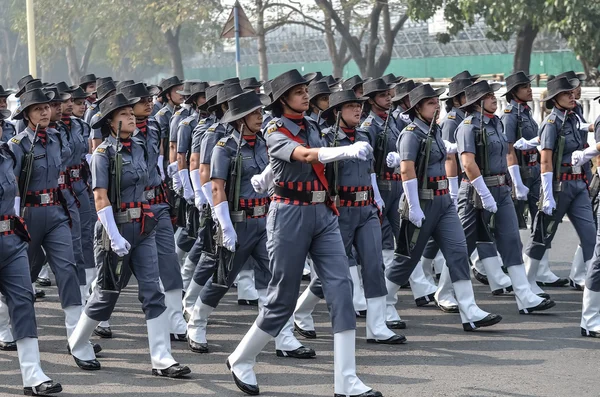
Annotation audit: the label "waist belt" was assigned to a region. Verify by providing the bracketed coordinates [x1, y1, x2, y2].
[144, 186, 167, 205]
[560, 164, 583, 175]
[273, 185, 327, 204]
[230, 206, 268, 222]
[58, 173, 66, 188]
[0, 215, 30, 241]
[419, 176, 449, 199]
[521, 150, 539, 166]
[68, 167, 81, 179]
[0, 217, 16, 233]
[379, 171, 402, 182]
[335, 186, 373, 207]
[483, 174, 506, 187]
[24, 189, 60, 206]
[115, 207, 143, 224]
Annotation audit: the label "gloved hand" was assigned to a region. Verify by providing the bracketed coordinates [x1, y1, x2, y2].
[251, 164, 274, 194]
[317, 141, 373, 163]
[402, 178, 425, 227]
[157, 155, 166, 181]
[571, 146, 600, 167]
[201, 182, 214, 207]
[190, 169, 207, 209]
[513, 136, 539, 151]
[213, 201, 237, 252]
[448, 176, 459, 209]
[171, 171, 182, 192]
[370, 173, 385, 210]
[167, 162, 178, 178]
[13, 197, 20, 217]
[540, 171, 556, 216]
[179, 169, 195, 203]
[97, 206, 131, 257]
[470, 175, 498, 213]
[85, 153, 93, 166]
[386, 152, 401, 168]
[507, 164, 530, 200]
[444, 140, 458, 154]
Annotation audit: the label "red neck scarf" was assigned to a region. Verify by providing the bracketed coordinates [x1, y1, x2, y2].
[120, 138, 132, 152]
[284, 113, 305, 129]
[341, 127, 355, 142]
[36, 128, 48, 147]
[136, 120, 148, 137]
[244, 134, 256, 147]
[61, 116, 71, 128]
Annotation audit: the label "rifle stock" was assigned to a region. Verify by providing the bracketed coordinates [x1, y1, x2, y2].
[18, 123, 39, 217]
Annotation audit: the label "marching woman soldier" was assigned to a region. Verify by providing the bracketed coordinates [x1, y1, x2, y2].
[0, 132, 62, 396]
[78, 73, 97, 117]
[522, 76, 596, 302]
[90, 81, 117, 151]
[0, 85, 16, 142]
[68, 93, 191, 377]
[455, 80, 555, 314]
[341, 75, 364, 98]
[391, 80, 417, 133]
[226, 69, 381, 397]
[156, 76, 184, 186]
[85, 77, 112, 125]
[307, 80, 331, 129]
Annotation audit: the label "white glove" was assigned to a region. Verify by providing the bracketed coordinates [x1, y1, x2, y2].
[571, 146, 600, 167]
[513, 136, 539, 151]
[190, 169, 207, 209]
[471, 175, 497, 213]
[444, 140, 458, 154]
[171, 170, 182, 192]
[85, 153, 93, 165]
[179, 169, 194, 203]
[157, 155, 166, 181]
[317, 141, 373, 164]
[167, 161, 178, 178]
[448, 176, 459, 209]
[251, 164, 274, 194]
[370, 173, 384, 209]
[201, 182, 214, 207]
[508, 164, 529, 200]
[13, 197, 20, 216]
[540, 171, 556, 216]
[386, 152, 401, 168]
[97, 206, 131, 257]
[213, 201, 237, 252]
[402, 178, 425, 227]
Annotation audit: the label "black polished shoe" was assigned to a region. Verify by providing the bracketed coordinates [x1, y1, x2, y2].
[276, 346, 316, 359]
[294, 323, 317, 339]
[399, 282, 411, 289]
[462, 313, 503, 331]
[36, 277, 51, 287]
[302, 273, 311, 281]
[415, 293, 435, 307]
[0, 340, 17, 351]
[188, 338, 209, 353]
[34, 289, 45, 299]
[435, 300, 459, 313]
[238, 299, 259, 306]
[581, 328, 600, 338]
[472, 268, 489, 285]
[569, 279, 585, 291]
[355, 310, 367, 318]
[366, 334, 407, 344]
[519, 298, 556, 314]
[227, 359, 260, 395]
[152, 363, 191, 378]
[386, 320, 406, 330]
[537, 292, 551, 299]
[491, 286, 513, 296]
[537, 278, 569, 287]
[24, 380, 62, 396]
[334, 389, 383, 397]
[93, 326, 112, 338]
[73, 356, 101, 371]
[435, 273, 441, 282]
[170, 333, 188, 342]
[67, 343, 102, 355]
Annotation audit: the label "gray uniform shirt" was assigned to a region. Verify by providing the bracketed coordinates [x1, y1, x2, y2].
[456, 112, 508, 175]
[398, 118, 447, 179]
[440, 108, 465, 143]
[539, 107, 586, 164]
[501, 100, 539, 143]
[0, 143, 18, 215]
[191, 114, 217, 155]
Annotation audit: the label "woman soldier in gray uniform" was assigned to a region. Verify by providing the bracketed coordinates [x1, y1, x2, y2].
[68, 93, 190, 378]
[226, 69, 381, 397]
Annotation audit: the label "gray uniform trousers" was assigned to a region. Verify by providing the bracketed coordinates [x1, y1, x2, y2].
[63, 188, 86, 284]
[520, 166, 541, 228]
[0, 233, 38, 340]
[586, 210, 600, 291]
[524, 179, 595, 261]
[256, 202, 355, 337]
[76, 182, 96, 270]
[86, 221, 166, 321]
[386, 193, 470, 285]
[152, 203, 183, 292]
[379, 180, 402, 250]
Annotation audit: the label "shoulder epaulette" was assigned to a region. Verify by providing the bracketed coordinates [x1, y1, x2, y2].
[504, 105, 513, 113]
[405, 123, 416, 131]
[447, 111, 456, 120]
[10, 137, 20, 144]
[463, 116, 473, 125]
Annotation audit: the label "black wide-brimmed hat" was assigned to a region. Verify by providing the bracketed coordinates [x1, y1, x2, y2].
[96, 81, 117, 103]
[451, 70, 480, 82]
[52, 81, 76, 94]
[341, 75, 364, 91]
[121, 82, 152, 100]
[24, 80, 44, 92]
[207, 83, 244, 112]
[79, 73, 97, 88]
[157, 76, 183, 97]
[16, 75, 40, 97]
[221, 91, 270, 123]
[93, 77, 113, 93]
[363, 78, 395, 97]
[12, 88, 55, 120]
[70, 87, 90, 100]
[45, 87, 71, 103]
[116, 80, 135, 92]
[176, 80, 199, 96]
[382, 73, 404, 84]
[556, 71, 586, 82]
[503, 71, 536, 94]
[441, 78, 472, 100]
[0, 109, 10, 120]
[222, 77, 240, 85]
[320, 75, 342, 88]
[460, 81, 502, 109]
[91, 93, 140, 129]
[263, 80, 273, 97]
[392, 80, 420, 103]
[184, 82, 210, 104]
[240, 77, 263, 90]
[321, 89, 367, 119]
[308, 80, 331, 101]
[544, 77, 580, 109]
[266, 69, 316, 110]
[406, 84, 446, 112]
[0, 85, 14, 97]
[199, 84, 224, 111]
[306, 72, 323, 82]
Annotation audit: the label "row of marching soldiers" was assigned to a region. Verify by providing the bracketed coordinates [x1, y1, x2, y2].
[0, 66, 598, 397]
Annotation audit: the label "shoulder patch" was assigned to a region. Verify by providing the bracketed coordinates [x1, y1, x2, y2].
[207, 127, 216, 132]
[362, 121, 371, 127]
[216, 141, 226, 147]
[464, 119, 472, 125]
[10, 137, 20, 144]
[447, 114, 456, 120]
[182, 120, 189, 126]
[199, 119, 206, 125]
[405, 124, 415, 131]
[96, 147, 106, 153]
[267, 125, 278, 134]
[547, 118, 555, 124]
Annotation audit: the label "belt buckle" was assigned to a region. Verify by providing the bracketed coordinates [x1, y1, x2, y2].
[145, 189, 156, 200]
[378, 180, 392, 191]
[230, 210, 246, 223]
[70, 169, 80, 178]
[354, 191, 369, 201]
[394, 167, 401, 175]
[498, 175, 506, 185]
[437, 179, 449, 190]
[252, 205, 266, 217]
[529, 153, 538, 163]
[58, 175, 65, 184]
[0, 220, 11, 233]
[40, 193, 51, 205]
[311, 190, 326, 203]
[129, 207, 142, 220]
[572, 166, 582, 175]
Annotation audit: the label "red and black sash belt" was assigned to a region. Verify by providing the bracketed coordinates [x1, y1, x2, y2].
[560, 163, 584, 181]
[24, 188, 60, 207]
[237, 197, 270, 219]
[425, 176, 449, 196]
[380, 172, 402, 181]
[336, 186, 374, 207]
[116, 202, 157, 236]
[144, 186, 167, 205]
[0, 215, 31, 242]
[273, 181, 327, 206]
[520, 149, 539, 166]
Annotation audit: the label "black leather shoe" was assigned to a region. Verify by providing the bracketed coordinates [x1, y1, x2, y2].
[537, 278, 569, 287]
[569, 279, 585, 291]
[386, 320, 406, 330]
[276, 346, 316, 359]
[73, 356, 101, 370]
[492, 286, 513, 296]
[519, 298, 556, 314]
[472, 268, 489, 285]
[152, 363, 191, 378]
[34, 289, 45, 299]
[415, 293, 435, 307]
[170, 333, 187, 342]
[435, 273, 441, 282]
[188, 338, 209, 353]
[0, 340, 17, 351]
[93, 326, 112, 338]
[399, 282, 411, 289]
[435, 300, 459, 313]
[366, 334, 407, 344]
[294, 323, 317, 339]
[23, 380, 62, 396]
[537, 292, 551, 299]
[355, 310, 367, 318]
[36, 277, 51, 287]
[238, 299, 259, 306]
[67, 343, 101, 355]
[581, 328, 600, 338]
[334, 389, 383, 397]
[227, 360, 260, 395]
[302, 273, 311, 281]
[462, 313, 503, 331]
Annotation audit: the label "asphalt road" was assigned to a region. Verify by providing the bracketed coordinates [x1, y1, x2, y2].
[0, 221, 598, 397]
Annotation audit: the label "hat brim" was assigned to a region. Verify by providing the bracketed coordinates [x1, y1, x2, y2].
[97, 89, 117, 103]
[16, 79, 41, 97]
[544, 78, 580, 109]
[91, 97, 140, 129]
[460, 83, 502, 109]
[220, 94, 269, 123]
[363, 84, 396, 98]
[51, 92, 72, 102]
[502, 75, 537, 96]
[184, 91, 207, 104]
[0, 109, 11, 119]
[406, 87, 446, 112]
[12, 91, 56, 120]
[321, 97, 367, 119]
[0, 89, 15, 97]
[264, 78, 312, 111]
[158, 83, 183, 97]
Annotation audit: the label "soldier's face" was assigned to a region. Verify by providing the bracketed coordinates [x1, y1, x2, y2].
[340, 102, 363, 127]
[85, 83, 96, 94]
[515, 83, 533, 102]
[110, 106, 136, 135]
[372, 91, 391, 110]
[168, 85, 184, 106]
[283, 84, 309, 113]
[25, 104, 51, 128]
[353, 85, 363, 98]
[482, 92, 497, 113]
[62, 98, 74, 117]
[243, 108, 263, 133]
[133, 97, 153, 118]
[458, 93, 466, 106]
[574, 86, 582, 100]
[50, 101, 62, 121]
[315, 94, 330, 111]
[0, 97, 7, 109]
[416, 97, 440, 121]
[72, 99, 86, 118]
[195, 95, 207, 108]
[555, 91, 576, 109]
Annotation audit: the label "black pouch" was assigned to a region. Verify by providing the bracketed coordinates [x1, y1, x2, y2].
[140, 204, 158, 236]
[185, 205, 200, 239]
[13, 217, 31, 243]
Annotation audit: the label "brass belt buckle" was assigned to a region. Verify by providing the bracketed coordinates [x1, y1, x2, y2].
[39, 193, 52, 205]
[354, 191, 369, 201]
[311, 190, 326, 203]
[0, 220, 11, 232]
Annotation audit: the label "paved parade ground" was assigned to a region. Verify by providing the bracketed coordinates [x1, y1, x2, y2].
[0, 221, 598, 397]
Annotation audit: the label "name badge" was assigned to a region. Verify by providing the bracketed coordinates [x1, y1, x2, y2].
[123, 161, 131, 165]
[34, 154, 46, 160]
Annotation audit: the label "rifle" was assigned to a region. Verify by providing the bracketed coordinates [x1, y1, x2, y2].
[512, 104, 529, 229]
[18, 123, 39, 217]
[396, 110, 438, 258]
[532, 109, 568, 246]
[472, 103, 495, 244]
[326, 110, 342, 200]
[374, 107, 393, 180]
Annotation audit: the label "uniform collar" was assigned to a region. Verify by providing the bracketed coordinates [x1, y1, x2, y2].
[231, 129, 260, 147]
[413, 117, 434, 134]
[106, 134, 133, 152]
[452, 107, 465, 120]
[552, 106, 571, 121]
[280, 116, 304, 136]
[471, 111, 492, 125]
[369, 111, 385, 126]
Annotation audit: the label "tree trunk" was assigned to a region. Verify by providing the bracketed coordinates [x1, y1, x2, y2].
[256, 0, 268, 81]
[513, 23, 538, 74]
[164, 27, 184, 79]
[65, 44, 81, 85]
[580, 57, 600, 86]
